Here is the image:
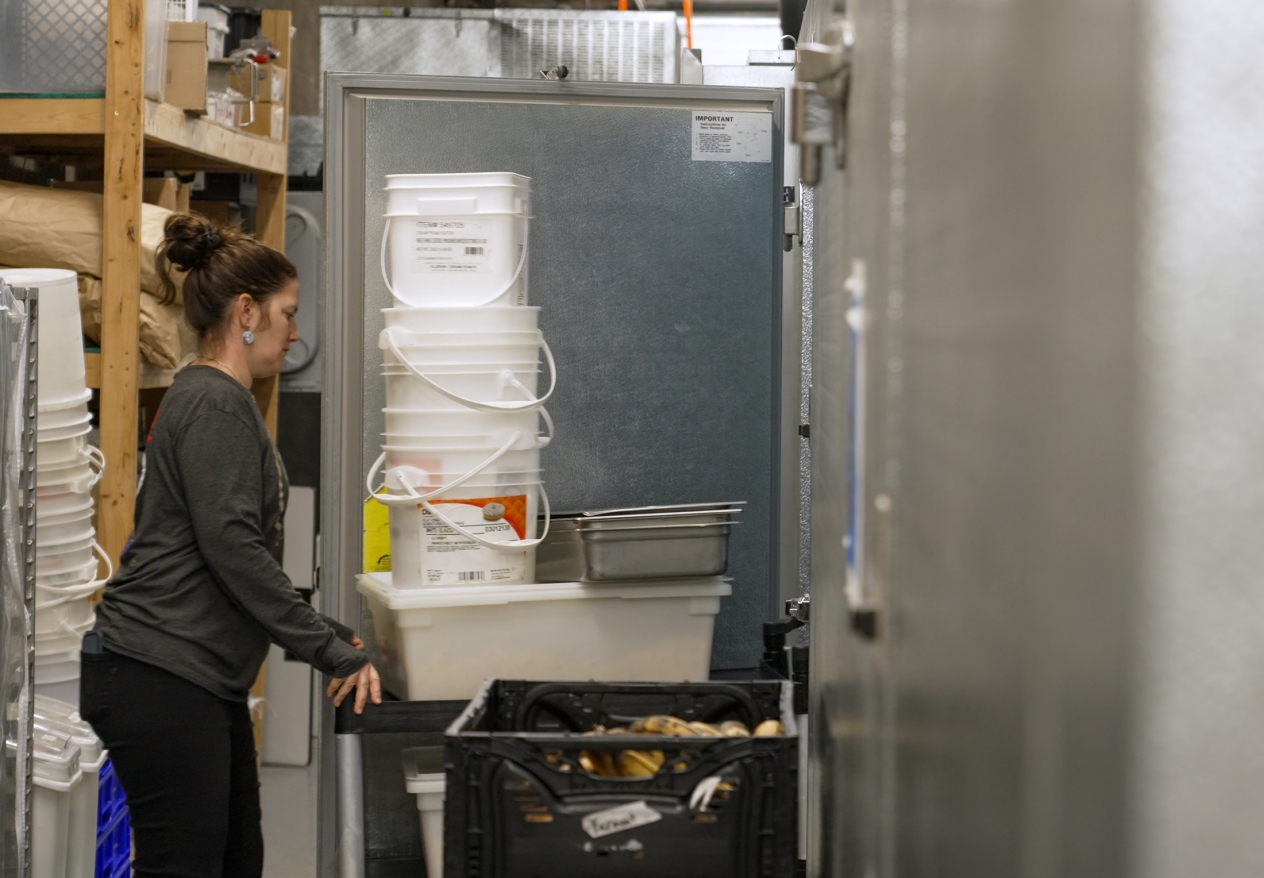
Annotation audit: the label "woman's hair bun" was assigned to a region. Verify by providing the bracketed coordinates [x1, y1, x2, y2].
[160, 213, 230, 273]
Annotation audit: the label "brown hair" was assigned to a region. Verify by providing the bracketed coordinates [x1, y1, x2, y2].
[156, 213, 297, 341]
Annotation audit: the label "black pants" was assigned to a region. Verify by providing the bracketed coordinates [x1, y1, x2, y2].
[80, 650, 264, 878]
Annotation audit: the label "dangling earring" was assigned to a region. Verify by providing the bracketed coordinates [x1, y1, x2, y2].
[243, 330, 255, 345]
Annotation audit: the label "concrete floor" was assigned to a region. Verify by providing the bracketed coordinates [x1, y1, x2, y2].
[260, 761, 320, 878]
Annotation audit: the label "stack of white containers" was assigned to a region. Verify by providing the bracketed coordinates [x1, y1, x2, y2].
[369, 173, 553, 588]
[0, 269, 111, 706]
[364, 176, 730, 876]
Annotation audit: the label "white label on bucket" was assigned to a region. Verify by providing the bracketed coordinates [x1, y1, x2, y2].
[410, 219, 493, 274]
[582, 801, 662, 839]
[691, 111, 773, 163]
[420, 495, 528, 585]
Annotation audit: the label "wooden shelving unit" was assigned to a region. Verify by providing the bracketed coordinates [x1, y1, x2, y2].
[0, 7, 293, 574]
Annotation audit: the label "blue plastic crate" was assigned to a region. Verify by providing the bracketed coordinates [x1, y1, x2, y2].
[94, 809, 130, 878]
[97, 758, 127, 830]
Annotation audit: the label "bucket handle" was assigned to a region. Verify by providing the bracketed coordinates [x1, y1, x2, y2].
[381, 216, 530, 307]
[81, 444, 105, 489]
[419, 482, 552, 553]
[381, 326, 557, 412]
[33, 542, 113, 608]
[367, 429, 529, 507]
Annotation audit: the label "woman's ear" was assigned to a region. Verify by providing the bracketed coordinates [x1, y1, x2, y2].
[236, 292, 256, 329]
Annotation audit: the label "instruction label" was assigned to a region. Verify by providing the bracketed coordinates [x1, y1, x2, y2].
[409, 219, 493, 274]
[420, 494, 528, 585]
[691, 111, 773, 163]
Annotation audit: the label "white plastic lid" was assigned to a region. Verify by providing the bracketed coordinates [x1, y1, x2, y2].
[0, 267, 77, 287]
[34, 714, 104, 770]
[358, 572, 731, 610]
[385, 172, 531, 190]
[31, 728, 82, 790]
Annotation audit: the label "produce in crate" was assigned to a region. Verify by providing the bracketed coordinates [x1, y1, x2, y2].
[575, 713, 786, 778]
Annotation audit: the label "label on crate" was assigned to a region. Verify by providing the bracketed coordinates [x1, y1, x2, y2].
[582, 801, 663, 839]
[419, 494, 528, 585]
[691, 111, 773, 163]
[409, 219, 493, 275]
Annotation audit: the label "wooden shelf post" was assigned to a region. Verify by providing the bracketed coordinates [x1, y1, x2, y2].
[98, 0, 146, 572]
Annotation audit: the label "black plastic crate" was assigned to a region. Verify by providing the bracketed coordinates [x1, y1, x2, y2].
[444, 680, 798, 878]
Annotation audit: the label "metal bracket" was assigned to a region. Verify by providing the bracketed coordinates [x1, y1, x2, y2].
[785, 594, 810, 623]
[783, 185, 801, 252]
[790, 19, 855, 185]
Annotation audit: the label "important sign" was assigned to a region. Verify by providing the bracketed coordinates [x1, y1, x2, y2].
[691, 111, 773, 163]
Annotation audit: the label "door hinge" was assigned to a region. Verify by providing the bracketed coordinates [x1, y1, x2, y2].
[790, 19, 855, 185]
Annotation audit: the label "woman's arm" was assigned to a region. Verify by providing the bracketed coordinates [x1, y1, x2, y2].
[177, 410, 369, 680]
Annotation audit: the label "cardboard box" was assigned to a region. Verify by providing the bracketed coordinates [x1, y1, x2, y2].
[165, 21, 209, 114]
[240, 103, 285, 140]
[228, 63, 287, 104]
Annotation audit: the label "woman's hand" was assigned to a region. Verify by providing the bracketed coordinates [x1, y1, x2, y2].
[327, 661, 382, 715]
[349, 636, 365, 651]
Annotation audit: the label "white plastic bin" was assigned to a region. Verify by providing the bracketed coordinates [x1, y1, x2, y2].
[382, 173, 531, 308]
[402, 748, 445, 878]
[31, 728, 82, 878]
[34, 698, 106, 878]
[357, 573, 730, 701]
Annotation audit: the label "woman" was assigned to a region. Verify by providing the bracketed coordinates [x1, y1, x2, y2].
[82, 214, 380, 878]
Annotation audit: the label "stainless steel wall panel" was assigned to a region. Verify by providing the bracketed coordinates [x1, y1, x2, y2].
[320, 8, 679, 86]
[1132, 3, 1264, 875]
[807, 0, 1264, 875]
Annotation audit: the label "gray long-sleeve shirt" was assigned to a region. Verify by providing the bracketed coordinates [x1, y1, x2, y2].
[93, 365, 367, 701]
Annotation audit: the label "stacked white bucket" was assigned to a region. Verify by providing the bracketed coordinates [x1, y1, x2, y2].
[369, 173, 554, 587]
[0, 269, 111, 704]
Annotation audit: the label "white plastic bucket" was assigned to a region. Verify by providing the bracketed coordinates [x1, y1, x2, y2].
[36, 491, 93, 521]
[35, 518, 95, 548]
[34, 620, 92, 658]
[383, 407, 545, 438]
[36, 433, 90, 467]
[385, 432, 547, 453]
[388, 482, 542, 588]
[383, 305, 540, 334]
[36, 418, 92, 444]
[36, 561, 100, 588]
[35, 540, 97, 576]
[383, 329, 542, 348]
[382, 172, 531, 308]
[35, 447, 103, 491]
[402, 749, 445, 878]
[36, 506, 95, 529]
[385, 341, 544, 367]
[384, 367, 542, 412]
[35, 594, 95, 638]
[382, 444, 543, 477]
[0, 269, 89, 414]
[37, 403, 91, 432]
